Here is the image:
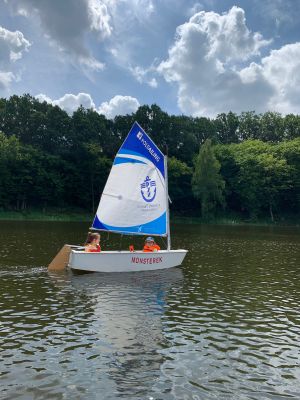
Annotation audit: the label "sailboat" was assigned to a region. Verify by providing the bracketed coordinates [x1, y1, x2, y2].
[68, 122, 187, 272]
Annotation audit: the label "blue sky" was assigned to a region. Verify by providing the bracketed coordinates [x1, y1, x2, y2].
[1, 0, 300, 118]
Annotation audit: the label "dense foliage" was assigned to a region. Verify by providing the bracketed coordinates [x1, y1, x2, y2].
[192, 139, 225, 217]
[0, 94, 299, 221]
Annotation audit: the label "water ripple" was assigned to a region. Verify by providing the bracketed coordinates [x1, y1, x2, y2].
[1, 223, 300, 399]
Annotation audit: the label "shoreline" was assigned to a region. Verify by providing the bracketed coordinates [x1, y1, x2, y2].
[172, 216, 300, 228]
[0, 210, 92, 222]
[0, 210, 299, 227]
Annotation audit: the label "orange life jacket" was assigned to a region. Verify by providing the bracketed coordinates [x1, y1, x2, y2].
[86, 244, 101, 253]
[143, 244, 160, 252]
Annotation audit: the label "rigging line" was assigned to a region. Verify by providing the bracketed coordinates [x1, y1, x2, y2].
[102, 231, 109, 244]
[161, 236, 167, 249]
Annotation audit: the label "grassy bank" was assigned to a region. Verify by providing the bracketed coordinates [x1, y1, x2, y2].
[0, 209, 93, 222]
[0, 209, 299, 227]
[172, 214, 300, 227]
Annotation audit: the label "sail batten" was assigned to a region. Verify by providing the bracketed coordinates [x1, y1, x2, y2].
[91, 122, 167, 236]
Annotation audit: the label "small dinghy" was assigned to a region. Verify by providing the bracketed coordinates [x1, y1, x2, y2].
[70, 249, 187, 273]
[50, 122, 187, 272]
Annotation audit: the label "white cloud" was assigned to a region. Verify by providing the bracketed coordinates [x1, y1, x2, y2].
[260, 43, 300, 114]
[98, 95, 140, 118]
[187, 3, 203, 18]
[130, 65, 158, 88]
[102, 0, 156, 71]
[78, 56, 105, 71]
[157, 6, 276, 116]
[0, 71, 15, 90]
[10, 0, 112, 70]
[189, 7, 270, 63]
[254, 0, 299, 29]
[0, 26, 31, 91]
[36, 92, 140, 118]
[36, 92, 96, 114]
[35, 93, 53, 104]
[0, 26, 31, 66]
[104, 0, 155, 23]
[88, 0, 112, 39]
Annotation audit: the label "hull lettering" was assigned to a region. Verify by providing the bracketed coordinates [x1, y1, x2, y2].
[131, 256, 163, 264]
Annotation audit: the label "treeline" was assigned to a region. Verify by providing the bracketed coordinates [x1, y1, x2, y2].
[0, 94, 299, 221]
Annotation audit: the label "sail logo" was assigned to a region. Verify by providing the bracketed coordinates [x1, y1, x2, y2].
[137, 131, 160, 163]
[141, 176, 156, 202]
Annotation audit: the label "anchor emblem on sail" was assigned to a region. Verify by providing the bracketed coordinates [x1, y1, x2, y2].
[141, 176, 156, 202]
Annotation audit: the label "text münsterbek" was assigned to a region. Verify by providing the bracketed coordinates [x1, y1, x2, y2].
[131, 256, 162, 264]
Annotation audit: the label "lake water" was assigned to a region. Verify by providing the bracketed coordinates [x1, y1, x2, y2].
[0, 221, 300, 400]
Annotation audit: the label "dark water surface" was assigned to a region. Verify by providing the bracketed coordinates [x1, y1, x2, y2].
[0, 221, 300, 400]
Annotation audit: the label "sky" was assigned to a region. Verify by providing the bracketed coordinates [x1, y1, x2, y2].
[1, 0, 300, 118]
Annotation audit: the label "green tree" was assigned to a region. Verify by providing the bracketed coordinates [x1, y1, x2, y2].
[8, 145, 67, 210]
[193, 116, 218, 146]
[275, 138, 300, 213]
[214, 144, 240, 211]
[0, 94, 300, 220]
[0, 132, 21, 208]
[238, 111, 261, 140]
[260, 111, 283, 142]
[168, 157, 194, 212]
[214, 112, 239, 144]
[192, 139, 225, 217]
[283, 114, 300, 140]
[258, 153, 291, 221]
[229, 141, 292, 220]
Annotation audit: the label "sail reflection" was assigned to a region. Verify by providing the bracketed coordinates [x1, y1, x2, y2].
[70, 269, 183, 397]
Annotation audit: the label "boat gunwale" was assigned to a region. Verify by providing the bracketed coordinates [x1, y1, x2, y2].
[71, 249, 188, 255]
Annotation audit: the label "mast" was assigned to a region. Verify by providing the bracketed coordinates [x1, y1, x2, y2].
[164, 155, 171, 250]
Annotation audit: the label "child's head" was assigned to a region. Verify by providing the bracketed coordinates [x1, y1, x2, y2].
[145, 236, 155, 245]
[85, 232, 101, 245]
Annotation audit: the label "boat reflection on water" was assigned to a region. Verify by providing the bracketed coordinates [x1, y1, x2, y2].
[50, 268, 183, 397]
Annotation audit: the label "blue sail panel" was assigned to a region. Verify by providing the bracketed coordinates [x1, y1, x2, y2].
[118, 122, 165, 178]
[92, 212, 167, 236]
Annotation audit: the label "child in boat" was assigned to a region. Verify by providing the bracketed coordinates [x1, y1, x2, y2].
[84, 232, 101, 252]
[143, 237, 160, 252]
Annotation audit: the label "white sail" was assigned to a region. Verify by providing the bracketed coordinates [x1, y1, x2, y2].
[91, 122, 167, 236]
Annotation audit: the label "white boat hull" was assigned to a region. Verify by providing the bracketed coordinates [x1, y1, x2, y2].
[69, 250, 187, 272]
